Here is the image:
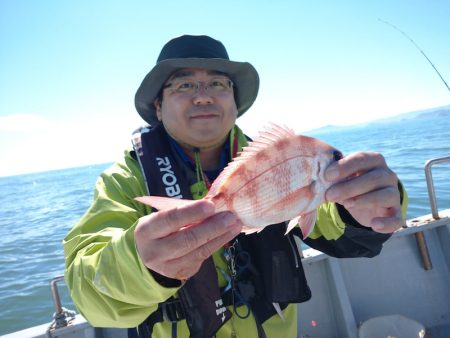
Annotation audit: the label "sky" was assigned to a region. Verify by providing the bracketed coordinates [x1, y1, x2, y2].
[1, 0, 449, 177]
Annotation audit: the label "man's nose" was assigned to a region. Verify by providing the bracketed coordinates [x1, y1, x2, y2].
[192, 84, 214, 103]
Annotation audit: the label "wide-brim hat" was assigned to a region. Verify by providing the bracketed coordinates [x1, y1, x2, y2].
[135, 35, 259, 125]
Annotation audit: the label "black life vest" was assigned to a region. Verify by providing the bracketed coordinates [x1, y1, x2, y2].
[131, 124, 312, 338]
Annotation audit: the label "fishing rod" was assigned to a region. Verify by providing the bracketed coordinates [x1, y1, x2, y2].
[378, 18, 450, 93]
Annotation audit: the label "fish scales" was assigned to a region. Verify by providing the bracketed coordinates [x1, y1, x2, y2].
[224, 158, 311, 214]
[213, 137, 318, 211]
[135, 123, 342, 238]
[213, 139, 313, 199]
[224, 161, 319, 227]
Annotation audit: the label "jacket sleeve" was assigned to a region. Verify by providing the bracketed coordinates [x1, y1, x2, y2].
[63, 150, 180, 328]
[303, 182, 408, 258]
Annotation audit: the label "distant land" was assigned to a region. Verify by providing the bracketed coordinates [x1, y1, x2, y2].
[306, 104, 450, 135]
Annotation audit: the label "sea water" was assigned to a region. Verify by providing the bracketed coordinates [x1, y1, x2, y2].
[0, 115, 449, 334]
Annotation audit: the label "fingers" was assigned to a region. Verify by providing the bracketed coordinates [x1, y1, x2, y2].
[138, 199, 216, 239]
[325, 151, 386, 183]
[159, 221, 242, 280]
[325, 151, 398, 204]
[158, 212, 241, 259]
[334, 184, 399, 210]
[371, 215, 405, 233]
[325, 151, 404, 234]
[147, 215, 241, 280]
[135, 200, 243, 280]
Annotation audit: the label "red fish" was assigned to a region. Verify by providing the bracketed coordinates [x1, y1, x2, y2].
[136, 123, 342, 238]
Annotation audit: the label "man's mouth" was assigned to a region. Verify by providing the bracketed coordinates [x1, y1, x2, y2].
[190, 113, 218, 119]
[188, 105, 220, 119]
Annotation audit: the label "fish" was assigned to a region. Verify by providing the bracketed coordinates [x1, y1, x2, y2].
[135, 123, 342, 238]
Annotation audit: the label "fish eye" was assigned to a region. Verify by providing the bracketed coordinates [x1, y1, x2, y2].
[332, 150, 343, 161]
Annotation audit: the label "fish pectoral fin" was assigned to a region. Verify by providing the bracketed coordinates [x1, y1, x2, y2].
[272, 302, 286, 322]
[285, 216, 301, 235]
[298, 211, 317, 239]
[241, 226, 260, 235]
[135, 196, 194, 211]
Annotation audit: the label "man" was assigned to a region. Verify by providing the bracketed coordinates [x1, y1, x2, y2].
[64, 35, 406, 338]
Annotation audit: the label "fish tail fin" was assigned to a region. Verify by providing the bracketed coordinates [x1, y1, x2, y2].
[135, 196, 194, 211]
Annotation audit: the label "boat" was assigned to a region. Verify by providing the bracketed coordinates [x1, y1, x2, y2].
[2, 156, 449, 338]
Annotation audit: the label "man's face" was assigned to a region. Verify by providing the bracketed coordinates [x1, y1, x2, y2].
[155, 68, 238, 150]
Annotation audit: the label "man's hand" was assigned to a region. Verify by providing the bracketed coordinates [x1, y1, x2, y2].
[325, 151, 404, 233]
[135, 200, 242, 281]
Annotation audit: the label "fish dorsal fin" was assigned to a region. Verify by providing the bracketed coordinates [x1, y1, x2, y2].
[208, 123, 296, 196]
[248, 122, 295, 150]
[231, 123, 296, 161]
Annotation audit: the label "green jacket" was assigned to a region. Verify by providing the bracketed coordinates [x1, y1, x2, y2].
[63, 125, 407, 337]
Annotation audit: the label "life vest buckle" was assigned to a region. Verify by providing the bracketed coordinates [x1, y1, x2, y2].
[161, 299, 185, 323]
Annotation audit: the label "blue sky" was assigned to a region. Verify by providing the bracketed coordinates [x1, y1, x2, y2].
[1, 0, 449, 176]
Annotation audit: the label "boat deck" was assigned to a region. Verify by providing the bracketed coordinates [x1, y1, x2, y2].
[298, 209, 450, 338]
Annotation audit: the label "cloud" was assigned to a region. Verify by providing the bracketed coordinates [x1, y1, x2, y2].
[0, 113, 144, 177]
[0, 114, 58, 132]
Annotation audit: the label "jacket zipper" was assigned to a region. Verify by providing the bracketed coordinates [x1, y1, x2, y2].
[287, 234, 300, 268]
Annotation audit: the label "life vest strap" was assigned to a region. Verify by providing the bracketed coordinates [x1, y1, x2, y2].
[137, 287, 235, 338]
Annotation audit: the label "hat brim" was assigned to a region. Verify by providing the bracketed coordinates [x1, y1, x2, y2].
[135, 58, 259, 125]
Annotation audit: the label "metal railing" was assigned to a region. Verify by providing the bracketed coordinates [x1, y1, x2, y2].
[414, 155, 450, 271]
[425, 155, 450, 219]
[46, 275, 76, 336]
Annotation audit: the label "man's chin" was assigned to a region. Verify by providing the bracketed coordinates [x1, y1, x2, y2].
[189, 131, 228, 149]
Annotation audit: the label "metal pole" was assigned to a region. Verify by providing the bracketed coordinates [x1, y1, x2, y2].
[414, 232, 433, 270]
[50, 275, 65, 315]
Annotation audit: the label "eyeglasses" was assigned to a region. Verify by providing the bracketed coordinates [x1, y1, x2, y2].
[163, 77, 234, 95]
